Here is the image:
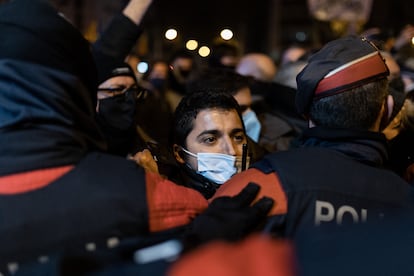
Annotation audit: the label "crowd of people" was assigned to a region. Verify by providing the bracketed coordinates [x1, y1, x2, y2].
[2, 0, 414, 275]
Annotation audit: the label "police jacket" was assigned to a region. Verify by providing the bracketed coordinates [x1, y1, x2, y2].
[213, 127, 414, 237]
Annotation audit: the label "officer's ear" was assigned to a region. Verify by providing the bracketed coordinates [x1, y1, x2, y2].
[173, 144, 186, 164]
[379, 95, 394, 130]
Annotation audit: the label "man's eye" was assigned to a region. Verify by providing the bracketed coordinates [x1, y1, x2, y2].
[234, 134, 246, 142]
[203, 136, 217, 144]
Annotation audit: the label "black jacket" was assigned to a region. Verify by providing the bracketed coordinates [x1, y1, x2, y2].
[0, 152, 149, 265]
[253, 127, 414, 237]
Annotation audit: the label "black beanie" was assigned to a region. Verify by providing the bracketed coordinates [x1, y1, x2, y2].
[0, 0, 97, 99]
[296, 36, 389, 116]
[93, 51, 137, 85]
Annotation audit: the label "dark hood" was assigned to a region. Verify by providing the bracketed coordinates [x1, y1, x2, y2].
[0, 0, 98, 105]
[0, 0, 106, 175]
[0, 60, 106, 175]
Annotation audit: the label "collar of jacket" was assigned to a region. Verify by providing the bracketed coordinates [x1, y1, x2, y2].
[178, 164, 220, 200]
[296, 127, 389, 167]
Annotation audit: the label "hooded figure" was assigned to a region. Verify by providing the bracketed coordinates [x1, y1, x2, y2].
[0, 0, 106, 174]
[0, 0, 208, 267]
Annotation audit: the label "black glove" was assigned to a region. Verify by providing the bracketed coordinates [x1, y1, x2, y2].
[182, 182, 274, 251]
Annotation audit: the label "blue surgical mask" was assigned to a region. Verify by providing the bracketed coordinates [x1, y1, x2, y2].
[181, 148, 237, 184]
[242, 109, 261, 142]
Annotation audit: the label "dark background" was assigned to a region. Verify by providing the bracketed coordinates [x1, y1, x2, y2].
[53, 0, 414, 62]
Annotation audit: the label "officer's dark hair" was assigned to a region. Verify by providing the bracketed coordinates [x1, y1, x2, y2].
[309, 78, 388, 129]
[172, 90, 244, 148]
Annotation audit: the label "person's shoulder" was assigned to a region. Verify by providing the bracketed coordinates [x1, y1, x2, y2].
[80, 151, 146, 176]
[213, 168, 288, 216]
[145, 170, 209, 232]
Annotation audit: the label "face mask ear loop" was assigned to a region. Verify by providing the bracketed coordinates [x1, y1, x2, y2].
[241, 143, 248, 171]
[180, 147, 197, 158]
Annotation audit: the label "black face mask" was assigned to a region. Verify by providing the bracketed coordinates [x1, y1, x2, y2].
[150, 78, 167, 92]
[389, 77, 405, 94]
[97, 90, 137, 130]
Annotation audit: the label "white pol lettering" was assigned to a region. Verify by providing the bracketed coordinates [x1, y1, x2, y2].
[314, 200, 367, 226]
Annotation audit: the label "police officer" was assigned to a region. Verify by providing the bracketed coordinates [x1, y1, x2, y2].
[213, 36, 414, 237]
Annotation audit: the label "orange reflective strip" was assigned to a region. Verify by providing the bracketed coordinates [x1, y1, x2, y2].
[169, 234, 296, 276]
[0, 165, 74, 195]
[212, 168, 288, 216]
[145, 171, 208, 232]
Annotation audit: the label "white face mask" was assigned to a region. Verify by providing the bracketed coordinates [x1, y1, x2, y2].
[181, 148, 237, 184]
[242, 109, 261, 142]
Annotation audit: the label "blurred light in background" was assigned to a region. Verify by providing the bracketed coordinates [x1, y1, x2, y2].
[186, 39, 199, 50]
[220, 28, 234, 40]
[295, 31, 307, 42]
[137, 61, 149, 74]
[198, 46, 210, 57]
[165, 28, 178, 40]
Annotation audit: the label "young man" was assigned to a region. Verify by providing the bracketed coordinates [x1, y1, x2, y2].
[212, 36, 414, 237]
[187, 69, 263, 143]
[187, 68, 301, 152]
[133, 86, 262, 200]
[170, 91, 250, 199]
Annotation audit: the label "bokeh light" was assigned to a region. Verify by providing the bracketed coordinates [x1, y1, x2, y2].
[137, 62, 149, 74]
[186, 39, 199, 50]
[220, 29, 233, 40]
[165, 28, 178, 40]
[198, 46, 211, 57]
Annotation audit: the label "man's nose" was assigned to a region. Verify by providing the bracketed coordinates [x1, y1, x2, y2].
[222, 136, 237, 156]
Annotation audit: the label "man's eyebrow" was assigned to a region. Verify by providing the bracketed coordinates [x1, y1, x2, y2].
[196, 129, 221, 139]
[230, 128, 245, 135]
[196, 128, 245, 139]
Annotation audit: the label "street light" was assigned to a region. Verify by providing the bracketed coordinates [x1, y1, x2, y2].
[186, 39, 198, 50]
[220, 28, 233, 40]
[165, 28, 178, 40]
[198, 46, 210, 57]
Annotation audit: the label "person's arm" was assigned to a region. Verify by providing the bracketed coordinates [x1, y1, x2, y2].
[123, 0, 153, 25]
[181, 182, 274, 252]
[211, 168, 288, 237]
[211, 168, 288, 216]
[93, 0, 153, 59]
[145, 171, 209, 232]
